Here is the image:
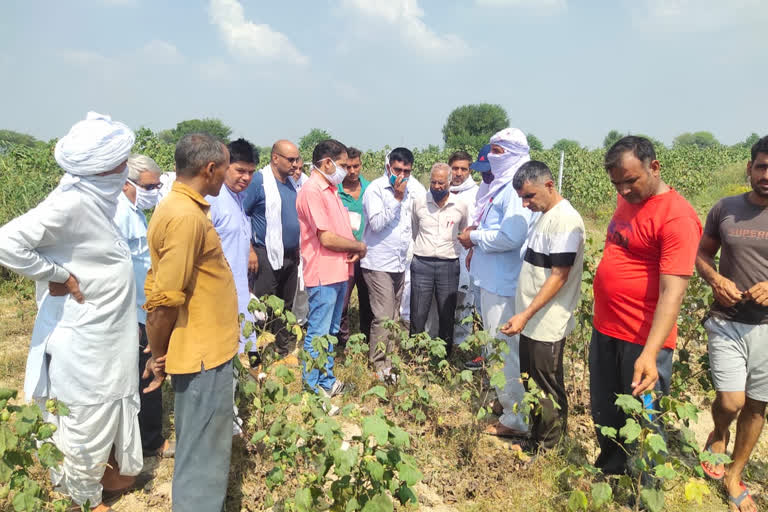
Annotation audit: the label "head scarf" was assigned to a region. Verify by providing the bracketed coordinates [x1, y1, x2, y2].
[472, 127, 530, 224]
[54, 112, 135, 176]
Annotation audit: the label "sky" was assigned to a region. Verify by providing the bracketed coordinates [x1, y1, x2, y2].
[1, 0, 766, 150]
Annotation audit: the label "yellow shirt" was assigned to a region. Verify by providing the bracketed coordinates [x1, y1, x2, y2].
[144, 181, 239, 374]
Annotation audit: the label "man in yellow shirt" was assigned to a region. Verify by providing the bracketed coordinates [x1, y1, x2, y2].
[143, 132, 239, 511]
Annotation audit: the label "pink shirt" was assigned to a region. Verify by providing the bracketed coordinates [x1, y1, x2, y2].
[296, 171, 355, 287]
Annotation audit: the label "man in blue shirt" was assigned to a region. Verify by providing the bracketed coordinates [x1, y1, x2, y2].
[113, 153, 172, 457]
[458, 128, 538, 438]
[242, 140, 302, 365]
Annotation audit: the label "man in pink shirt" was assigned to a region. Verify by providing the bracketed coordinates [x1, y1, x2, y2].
[296, 139, 367, 395]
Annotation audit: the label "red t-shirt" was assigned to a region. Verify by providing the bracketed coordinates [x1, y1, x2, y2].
[593, 189, 702, 349]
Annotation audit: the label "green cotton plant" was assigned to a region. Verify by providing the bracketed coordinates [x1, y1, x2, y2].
[0, 389, 72, 512]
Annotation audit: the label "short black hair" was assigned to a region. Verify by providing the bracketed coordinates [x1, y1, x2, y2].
[312, 139, 348, 165]
[389, 147, 414, 166]
[751, 135, 768, 162]
[448, 150, 472, 166]
[347, 147, 362, 160]
[175, 133, 228, 177]
[227, 138, 257, 164]
[604, 135, 656, 171]
[513, 160, 553, 190]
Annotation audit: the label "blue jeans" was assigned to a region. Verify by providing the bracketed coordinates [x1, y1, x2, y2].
[303, 281, 347, 392]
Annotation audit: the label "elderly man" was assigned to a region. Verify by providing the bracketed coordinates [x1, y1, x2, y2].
[590, 136, 700, 476]
[243, 140, 302, 364]
[458, 128, 538, 438]
[296, 139, 366, 395]
[337, 146, 373, 349]
[410, 163, 468, 354]
[143, 133, 238, 511]
[0, 112, 142, 511]
[113, 153, 172, 460]
[361, 147, 424, 381]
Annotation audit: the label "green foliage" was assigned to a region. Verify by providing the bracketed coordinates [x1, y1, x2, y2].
[158, 118, 232, 144]
[441, 104, 509, 149]
[673, 131, 720, 149]
[0, 130, 42, 149]
[298, 128, 332, 162]
[0, 390, 71, 511]
[552, 138, 582, 153]
[526, 133, 544, 151]
[743, 132, 760, 149]
[602, 130, 625, 149]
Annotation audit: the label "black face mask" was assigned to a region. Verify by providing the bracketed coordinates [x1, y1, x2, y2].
[430, 187, 449, 203]
[481, 171, 494, 184]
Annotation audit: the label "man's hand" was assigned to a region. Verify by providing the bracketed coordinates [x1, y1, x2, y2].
[711, 274, 743, 307]
[392, 176, 407, 201]
[142, 355, 167, 394]
[465, 248, 473, 271]
[248, 247, 259, 274]
[457, 226, 476, 250]
[48, 274, 85, 303]
[745, 281, 768, 306]
[346, 253, 361, 263]
[500, 313, 529, 336]
[631, 350, 659, 396]
[346, 242, 367, 263]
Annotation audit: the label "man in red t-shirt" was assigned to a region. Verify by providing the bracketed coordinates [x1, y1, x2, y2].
[591, 136, 702, 475]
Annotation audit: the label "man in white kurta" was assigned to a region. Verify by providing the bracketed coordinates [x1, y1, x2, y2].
[0, 112, 142, 510]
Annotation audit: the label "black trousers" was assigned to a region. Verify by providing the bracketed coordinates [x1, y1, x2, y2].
[409, 256, 459, 352]
[520, 334, 567, 450]
[138, 323, 164, 452]
[589, 328, 673, 474]
[249, 245, 299, 357]
[338, 260, 373, 348]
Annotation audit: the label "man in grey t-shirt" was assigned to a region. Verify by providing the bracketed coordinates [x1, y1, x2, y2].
[696, 135, 768, 509]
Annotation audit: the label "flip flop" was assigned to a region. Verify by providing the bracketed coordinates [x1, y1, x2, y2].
[727, 481, 755, 511]
[700, 431, 729, 480]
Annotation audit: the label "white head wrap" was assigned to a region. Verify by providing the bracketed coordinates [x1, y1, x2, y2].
[54, 112, 135, 176]
[472, 127, 530, 224]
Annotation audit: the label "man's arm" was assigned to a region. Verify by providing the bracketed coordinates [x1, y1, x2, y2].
[696, 233, 743, 307]
[501, 266, 571, 335]
[318, 231, 366, 262]
[468, 195, 530, 253]
[364, 184, 402, 233]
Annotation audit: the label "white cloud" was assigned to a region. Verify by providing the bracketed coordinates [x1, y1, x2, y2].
[339, 0, 469, 57]
[475, 0, 566, 13]
[633, 0, 768, 32]
[208, 0, 308, 65]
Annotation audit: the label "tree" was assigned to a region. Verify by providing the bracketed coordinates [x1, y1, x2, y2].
[552, 139, 582, 153]
[527, 133, 543, 151]
[298, 128, 332, 161]
[0, 129, 41, 148]
[159, 118, 232, 144]
[744, 133, 760, 148]
[442, 104, 509, 149]
[633, 134, 666, 149]
[673, 131, 720, 149]
[603, 130, 625, 149]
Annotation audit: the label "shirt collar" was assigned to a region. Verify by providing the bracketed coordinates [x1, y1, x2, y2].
[172, 181, 210, 208]
[309, 170, 333, 191]
[118, 190, 138, 211]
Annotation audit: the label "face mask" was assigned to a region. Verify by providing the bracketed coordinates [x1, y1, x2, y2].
[86, 167, 130, 203]
[481, 171, 494, 184]
[315, 159, 347, 186]
[388, 171, 409, 187]
[430, 187, 449, 203]
[488, 151, 517, 177]
[129, 180, 160, 210]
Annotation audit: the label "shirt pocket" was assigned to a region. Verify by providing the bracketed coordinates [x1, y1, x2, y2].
[440, 214, 460, 242]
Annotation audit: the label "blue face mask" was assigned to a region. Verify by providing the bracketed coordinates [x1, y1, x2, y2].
[389, 173, 409, 187]
[430, 187, 449, 203]
[481, 171, 494, 184]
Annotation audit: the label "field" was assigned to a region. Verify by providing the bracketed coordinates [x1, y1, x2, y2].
[1, 138, 767, 512]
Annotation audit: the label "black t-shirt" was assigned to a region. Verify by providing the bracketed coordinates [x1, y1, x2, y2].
[704, 193, 768, 324]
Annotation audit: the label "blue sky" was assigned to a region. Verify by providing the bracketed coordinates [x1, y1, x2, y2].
[1, 0, 766, 150]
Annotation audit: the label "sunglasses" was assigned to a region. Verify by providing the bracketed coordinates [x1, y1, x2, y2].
[128, 179, 163, 191]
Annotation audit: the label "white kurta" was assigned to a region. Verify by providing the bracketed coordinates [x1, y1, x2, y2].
[0, 185, 139, 406]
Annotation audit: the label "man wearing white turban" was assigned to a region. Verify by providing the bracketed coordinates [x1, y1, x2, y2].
[458, 127, 539, 438]
[0, 112, 143, 511]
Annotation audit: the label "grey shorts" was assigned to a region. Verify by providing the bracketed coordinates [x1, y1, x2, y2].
[705, 316, 768, 402]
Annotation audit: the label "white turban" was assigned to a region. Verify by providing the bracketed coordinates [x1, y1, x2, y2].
[54, 112, 135, 176]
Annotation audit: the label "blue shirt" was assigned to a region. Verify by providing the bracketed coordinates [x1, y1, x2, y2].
[206, 185, 254, 351]
[242, 170, 300, 250]
[469, 181, 538, 297]
[360, 175, 426, 273]
[113, 192, 150, 324]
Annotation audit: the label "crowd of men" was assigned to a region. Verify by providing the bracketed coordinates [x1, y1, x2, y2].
[0, 111, 765, 512]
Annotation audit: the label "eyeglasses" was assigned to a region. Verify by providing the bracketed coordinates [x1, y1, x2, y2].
[128, 179, 163, 191]
[275, 153, 302, 165]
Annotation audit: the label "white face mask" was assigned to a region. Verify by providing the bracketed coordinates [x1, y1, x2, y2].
[85, 167, 130, 204]
[488, 151, 517, 177]
[129, 179, 160, 210]
[315, 159, 347, 186]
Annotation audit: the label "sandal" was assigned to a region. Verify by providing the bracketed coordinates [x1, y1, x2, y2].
[727, 481, 755, 511]
[484, 421, 528, 438]
[700, 431, 729, 480]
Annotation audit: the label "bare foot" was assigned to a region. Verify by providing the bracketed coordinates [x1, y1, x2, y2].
[91, 503, 113, 512]
[484, 421, 528, 438]
[724, 477, 756, 512]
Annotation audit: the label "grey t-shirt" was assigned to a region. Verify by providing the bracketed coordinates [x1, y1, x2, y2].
[704, 193, 768, 324]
